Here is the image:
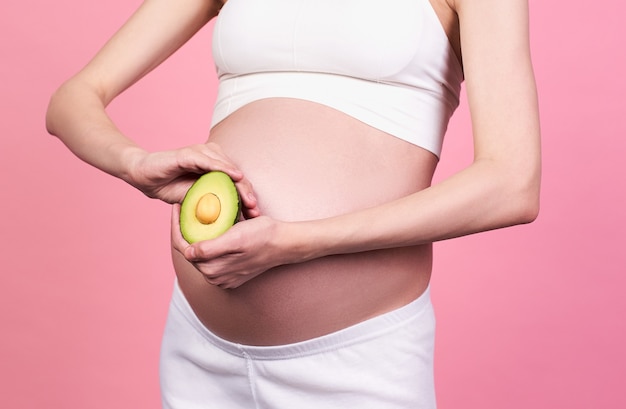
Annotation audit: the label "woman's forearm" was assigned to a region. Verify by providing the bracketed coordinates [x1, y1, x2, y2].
[46, 0, 224, 180]
[46, 79, 147, 184]
[287, 157, 541, 262]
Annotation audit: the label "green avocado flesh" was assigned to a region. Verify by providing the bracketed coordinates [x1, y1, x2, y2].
[180, 171, 241, 243]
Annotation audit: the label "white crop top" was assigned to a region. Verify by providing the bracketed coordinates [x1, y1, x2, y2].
[211, 0, 463, 157]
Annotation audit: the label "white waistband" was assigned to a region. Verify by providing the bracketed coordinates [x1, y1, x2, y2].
[171, 280, 433, 360]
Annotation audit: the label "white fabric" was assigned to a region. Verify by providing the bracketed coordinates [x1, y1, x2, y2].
[211, 0, 463, 157]
[160, 282, 437, 409]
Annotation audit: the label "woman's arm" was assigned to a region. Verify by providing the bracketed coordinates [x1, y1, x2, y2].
[296, 0, 541, 254]
[46, 0, 258, 207]
[173, 0, 540, 288]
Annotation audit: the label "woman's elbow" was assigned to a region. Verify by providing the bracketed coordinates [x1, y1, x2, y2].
[517, 192, 540, 224]
[510, 175, 541, 225]
[45, 81, 74, 137]
[45, 77, 100, 137]
[45, 90, 62, 137]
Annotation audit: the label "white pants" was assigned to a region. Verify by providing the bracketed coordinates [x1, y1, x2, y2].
[160, 282, 437, 409]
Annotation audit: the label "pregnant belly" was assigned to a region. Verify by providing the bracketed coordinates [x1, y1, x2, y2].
[173, 98, 437, 345]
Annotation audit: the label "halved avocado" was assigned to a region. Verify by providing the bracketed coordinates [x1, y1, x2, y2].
[179, 171, 241, 243]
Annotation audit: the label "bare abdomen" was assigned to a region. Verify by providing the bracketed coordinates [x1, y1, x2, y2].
[173, 98, 437, 345]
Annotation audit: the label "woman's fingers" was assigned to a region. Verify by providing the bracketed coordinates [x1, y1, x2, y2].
[176, 144, 241, 178]
[171, 203, 240, 272]
[183, 144, 260, 216]
[170, 206, 274, 288]
[170, 204, 190, 256]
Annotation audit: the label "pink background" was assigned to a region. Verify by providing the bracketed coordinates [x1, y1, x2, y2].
[1, 1, 625, 407]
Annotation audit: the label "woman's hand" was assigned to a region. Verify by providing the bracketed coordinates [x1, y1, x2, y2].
[128, 142, 260, 217]
[171, 204, 298, 289]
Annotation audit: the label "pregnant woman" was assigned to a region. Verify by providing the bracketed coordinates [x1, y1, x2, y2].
[46, 0, 541, 407]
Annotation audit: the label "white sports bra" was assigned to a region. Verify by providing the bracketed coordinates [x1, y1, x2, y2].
[211, 0, 463, 157]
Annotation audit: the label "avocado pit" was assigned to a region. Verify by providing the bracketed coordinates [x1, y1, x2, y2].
[196, 193, 221, 224]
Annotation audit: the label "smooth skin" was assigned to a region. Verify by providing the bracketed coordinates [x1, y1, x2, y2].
[47, 0, 540, 343]
[46, 0, 258, 209]
[173, 0, 541, 289]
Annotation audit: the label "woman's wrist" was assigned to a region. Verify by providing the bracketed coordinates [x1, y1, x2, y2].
[275, 218, 336, 265]
[274, 208, 397, 265]
[119, 145, 149, 187]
